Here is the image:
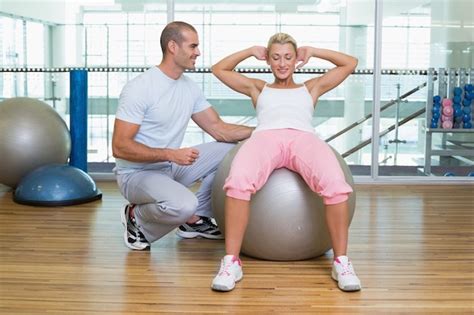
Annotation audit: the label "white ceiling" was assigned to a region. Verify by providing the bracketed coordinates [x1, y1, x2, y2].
[0, 0, 472, 25]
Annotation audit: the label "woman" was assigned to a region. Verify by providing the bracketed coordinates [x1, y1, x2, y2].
[210, 33, 361, 292]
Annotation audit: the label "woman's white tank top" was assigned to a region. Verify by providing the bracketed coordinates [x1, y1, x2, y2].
[254, 84, 315, 134]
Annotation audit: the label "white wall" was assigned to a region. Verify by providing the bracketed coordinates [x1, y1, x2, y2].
[0, 1, 70, 24]
[0, 0, 114, 24]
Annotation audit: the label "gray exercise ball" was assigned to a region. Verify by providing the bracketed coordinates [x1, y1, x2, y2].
[211, 141, 356, 261]
[0, 97, 71, 188]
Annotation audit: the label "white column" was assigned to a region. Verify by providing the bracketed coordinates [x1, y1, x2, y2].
[48, 25, 68, 117]
[49, 4, 84, 119]
[167, 0, 175, 23]
[430, 0, 473, 68]
[338, 6, 369, 165]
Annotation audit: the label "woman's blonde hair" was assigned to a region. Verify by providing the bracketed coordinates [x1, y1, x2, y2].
[267, 33, 297, 53]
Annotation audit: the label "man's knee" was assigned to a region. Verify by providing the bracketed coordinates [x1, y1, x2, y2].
[157, 194, 199, 224]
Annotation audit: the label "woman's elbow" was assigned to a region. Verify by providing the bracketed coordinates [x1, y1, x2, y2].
[211, 65, 227, 79]
[351, 57, 358, 71]
[211, 65, 219, 75]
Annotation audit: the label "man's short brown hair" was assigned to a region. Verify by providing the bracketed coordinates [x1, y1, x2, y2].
[160, 21, 197, 55]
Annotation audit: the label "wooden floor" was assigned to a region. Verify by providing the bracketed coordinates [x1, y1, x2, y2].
[0, 182, 473, 314]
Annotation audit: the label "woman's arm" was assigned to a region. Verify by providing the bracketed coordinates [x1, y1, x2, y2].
[211, 46, 267, 103]
[299, 47, 358, 101]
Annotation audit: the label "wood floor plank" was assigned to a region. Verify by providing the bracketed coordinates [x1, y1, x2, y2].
[0, 182, 473, 314]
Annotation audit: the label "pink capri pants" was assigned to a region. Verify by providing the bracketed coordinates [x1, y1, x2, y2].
[224, 129, 353, 205]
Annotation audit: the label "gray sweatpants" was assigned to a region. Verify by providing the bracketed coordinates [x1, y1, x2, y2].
[116, 141, 235, 243]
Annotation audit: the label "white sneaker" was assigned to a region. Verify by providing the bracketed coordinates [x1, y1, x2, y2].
[121, 204, 150, 251]
[211, 255, 243, 292]
[331, 256, 362, 291]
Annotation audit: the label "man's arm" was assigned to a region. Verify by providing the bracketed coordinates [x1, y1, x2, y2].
[192, 107, 254, 143]
[112, 119, 199, 165]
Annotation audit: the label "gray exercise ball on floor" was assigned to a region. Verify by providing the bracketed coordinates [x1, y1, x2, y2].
[211, 141, 356, 261]
[0, 97, 71, 188]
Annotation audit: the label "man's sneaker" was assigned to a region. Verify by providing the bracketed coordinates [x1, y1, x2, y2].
[176, 216, 224, 240]
[120, 204, 150, 251]
[211, 255, 243, 292]
[331, 256, 361, 291]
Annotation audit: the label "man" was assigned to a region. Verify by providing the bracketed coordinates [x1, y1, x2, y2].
[112, 21, 253, 250]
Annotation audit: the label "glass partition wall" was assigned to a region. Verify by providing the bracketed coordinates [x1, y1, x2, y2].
[0, 0, 472, 181]
[377, 0, 474, 178]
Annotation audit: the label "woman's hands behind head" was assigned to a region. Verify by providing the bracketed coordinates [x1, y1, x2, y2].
[251, 46, 268, 61]
[296, 46, 313, 69]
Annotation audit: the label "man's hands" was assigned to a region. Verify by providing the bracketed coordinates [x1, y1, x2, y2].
[168, 147, 200, 165]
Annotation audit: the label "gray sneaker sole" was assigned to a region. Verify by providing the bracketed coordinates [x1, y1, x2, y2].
[339, 284, 361, 291]
[175, 229, 224, 240]
[211, 283, 235, 292]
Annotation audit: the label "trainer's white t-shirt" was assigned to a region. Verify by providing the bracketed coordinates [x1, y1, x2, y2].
[114, 66, 210, 173]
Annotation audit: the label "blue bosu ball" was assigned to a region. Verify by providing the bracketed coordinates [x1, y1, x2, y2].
[14, 164, 102, 206]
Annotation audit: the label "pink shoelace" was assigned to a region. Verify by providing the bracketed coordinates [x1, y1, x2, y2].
[218, 256, 240, 276]
[335, 258, 355, 276]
